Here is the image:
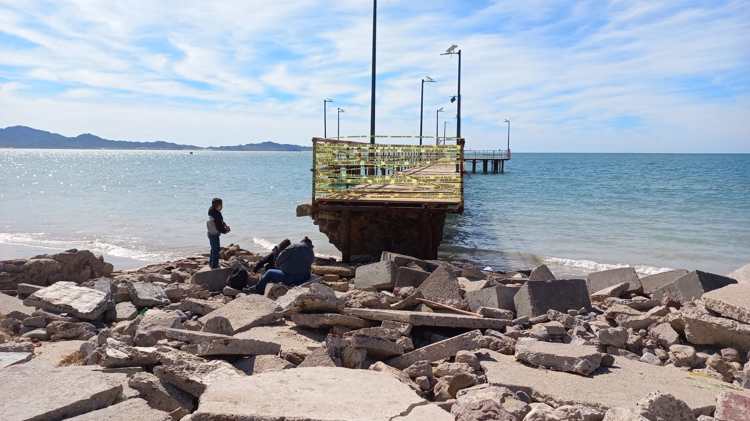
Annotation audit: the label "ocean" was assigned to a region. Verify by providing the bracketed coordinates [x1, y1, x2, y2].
[1, 149, 748, 277]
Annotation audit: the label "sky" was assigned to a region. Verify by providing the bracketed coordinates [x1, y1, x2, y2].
[0, 0, 748, 152]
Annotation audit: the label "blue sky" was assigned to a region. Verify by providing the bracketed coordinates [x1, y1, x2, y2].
[0, 0, 748, 151]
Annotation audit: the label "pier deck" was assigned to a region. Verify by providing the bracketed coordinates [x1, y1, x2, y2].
[305, 137, 464, 261]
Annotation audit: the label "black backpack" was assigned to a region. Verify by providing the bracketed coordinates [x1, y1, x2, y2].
[227, 260, 250, 290]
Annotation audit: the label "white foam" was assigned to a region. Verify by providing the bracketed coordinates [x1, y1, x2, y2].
[0, 232, 175, 262]
[252, 237, 276, 251]
[544, 256, 673, 276]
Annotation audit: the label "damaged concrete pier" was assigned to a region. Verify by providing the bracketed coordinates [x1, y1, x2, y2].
[300, 137, 465, 261]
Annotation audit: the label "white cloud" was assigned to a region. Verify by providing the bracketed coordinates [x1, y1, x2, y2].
[0, 0, 748, 151]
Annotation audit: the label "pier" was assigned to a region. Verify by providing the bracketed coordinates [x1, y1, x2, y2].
[464, 149, 511, 174]
[302, 137, 464, 261]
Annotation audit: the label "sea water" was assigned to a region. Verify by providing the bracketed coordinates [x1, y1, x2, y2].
[1, 149, 748, 275]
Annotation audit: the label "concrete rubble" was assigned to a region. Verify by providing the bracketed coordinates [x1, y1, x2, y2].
[1, 247, 749, 420]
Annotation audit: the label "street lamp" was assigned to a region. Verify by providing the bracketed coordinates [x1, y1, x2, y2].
[419, 76, 435, 146]
[441, 45, 462, 139]
[435, 107, 444, 145]
[504, 118, 511, 152]
[337, 108, 345, 140]
[443, 120, 449, 144]
[369, 0, 377, 144]
[323, 98, 333, 138]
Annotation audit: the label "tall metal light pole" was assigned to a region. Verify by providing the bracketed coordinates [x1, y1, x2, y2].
[323, 98, 333, 138]
[504, 118, 511, 152]
[443, 120, 449, 144]
[337, 108, 345, 140]
[419, 76, 435, 145]
[369, 0, 377, 144]
[442, 45, 461, 139]
[435, 107, 444, 145]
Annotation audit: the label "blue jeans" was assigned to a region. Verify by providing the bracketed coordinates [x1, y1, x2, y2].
[254, 269, 310, 294]
[208, 234, 220, 269]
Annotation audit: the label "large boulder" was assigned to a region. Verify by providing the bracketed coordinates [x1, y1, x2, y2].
[127, 282, 170, 308]
[154, 358, 244, 398]
[652, 270, 737, 303]
[678, 306, 750, 352]
[0, 249, 112, 290]
[128, 372, 195, 419]
[190, 266, 231, 292]
[134, 309, 183, 346]
[465, 284, 520, 312]
[587, 267, 642, 294]
[702, 283, 750, 324]
[64, 398, 172, 421]
[727, 263, 750, 284]
[163, 328, 280, 356]
[191, 367, 452, 421]
[24, 281, 109, 320]
[641, 270, 690, 295]
[353, 260, 398, 290]
[0, 291, 34, 319]
[275, 283, 342, 314]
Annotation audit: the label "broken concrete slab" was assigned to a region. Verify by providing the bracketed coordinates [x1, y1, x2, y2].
[163, 328, 280, 356]
[65, 397, 172, 421]
[641, 269, 690, 295]
[591, 282, 629, 302]
[234, 355, 295, 375]
[134, 309, 182, 346]
[24, 339, 85, 368]
[653, 270, 737, 303]
[154, 358, 244, 397]
[311, 264, 355, 278]
[514, 279, 592, 318]
[344, 307, 509, 330]
[199, 294, 280, 335]
[115, 301, 138, 321]
[387, 330, 483, 369]
[192, 367, 452, 421]
[382, 251, 437, 271]
[703, 283, 750, 324]
[128, 372, 195, 419]
[180, 297, 224, 316]
[0, 351, 32, 368]
[679, 306, 750, 352]
[727, 263, 750, 284]
[514, 338, 603, 376]
[234, 321, 325, 360]
[587, 267, 641, 294]
[24, 281, 109, 320]
[715, 390, 750, 421]
[127, 281, 170, 308]
[290, 312, 370, 329]
[0, 291, 34, 319]
[395, 265, 431, 289]
[0, 365, 123, 421]
[190, 266, 230, 291]
[415, 265, 466, 308]
[529, 264, 556, 282]
[480, 350, 732, 414]
[100, 338, 160, 368]
[465, 284, 520, 312]
[353, 260, 398, 290]
[275, 283, 342, 314]
[16, 282, 43, 299]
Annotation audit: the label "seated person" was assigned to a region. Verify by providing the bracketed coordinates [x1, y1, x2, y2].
[252, 239, 291, 273]
[253, 237, 315, 294]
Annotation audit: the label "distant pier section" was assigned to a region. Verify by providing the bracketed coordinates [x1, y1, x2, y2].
[464, 149, 511, 174]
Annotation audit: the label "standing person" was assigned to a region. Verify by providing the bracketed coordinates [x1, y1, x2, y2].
[253, 237, 315, 294]
[206, 198, 230, 269]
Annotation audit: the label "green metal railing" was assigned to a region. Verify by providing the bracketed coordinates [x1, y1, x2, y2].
[312, 138, 464, 205]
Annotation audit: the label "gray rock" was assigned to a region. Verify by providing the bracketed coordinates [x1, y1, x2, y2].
[465, 284, 520, 312]
[715, 390, 750, 421]
[0, 365, 123, 421]
[0, 351, 32, 368]
[344, 307, 508, 330]
[154, 358, 244, 397]
[22, 328, 49, 340]
[164, 328, 280, 356]
[275, 283, 342, 314]
[199, 294, 280, 335]
[478, 306, 515, 319]
[641, 270, 690, 295]
[703, 283, 750, 324]
[634, 392, 696, 421]
[434, 373, 478, 401]
[529, 264, 556, 282]
[16, 282, 44, 299]
[190, 266, 231, 291]
[233, 354, 295, 375]
[591, 282, 630, 302]
[0, 291, 34, 320]
[514, 279, 592, 318]
[24, 281, 109, 320]
[128, 372, 195, 419]
[679, 306, 750, 352]
[452, 384, 520, 421]
[191, 367, 452, 421]
[180, 298, 224, 316]
[598, 327, 629, 348]
[353, 260, 398, 290]
[395, 265, 431, 289]
[46, 320, 97, 340]
[603, 407, 650, 421]
[100, 338, 160, 368]
[233, 321, 325, 361]
[415, 266, 466, 308]
[387, 330, 483, 369]
[115, 301, 138, 321]
[514, 338, 603, 376]
[290, 312, 369, 329]
[650, 322, 680, 348]
[64, 397, 172, 421]
[588, 267, 641, 294]
[640, 352, 662, 366]
[653, 270, 737, 303]
[127, 282, 170, 308]
[669, 344, 698, 368]
[134, 309, 182, 346]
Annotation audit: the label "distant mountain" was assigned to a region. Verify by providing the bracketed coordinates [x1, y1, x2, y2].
[0, 126, 310, 151]
[207, 142, 310, 152]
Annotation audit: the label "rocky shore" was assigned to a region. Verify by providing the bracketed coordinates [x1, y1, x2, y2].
[1, 246, 749, 421]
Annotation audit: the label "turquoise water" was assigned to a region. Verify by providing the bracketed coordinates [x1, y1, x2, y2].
[1, 150, 748, 275]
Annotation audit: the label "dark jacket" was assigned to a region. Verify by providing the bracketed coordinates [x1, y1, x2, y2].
[208, 208, 229, 235]
[276, 241, 314, 277]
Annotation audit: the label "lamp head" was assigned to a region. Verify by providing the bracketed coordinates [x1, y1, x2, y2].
[445, 45, 459, 54]
[324, 98, 333, 103]
[437, 107, 444, 112]
[504, 118, 510, 123]
[338, 108, 345, 112]
[450, 96, 457, 103]
[423, 76, 435, 83]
